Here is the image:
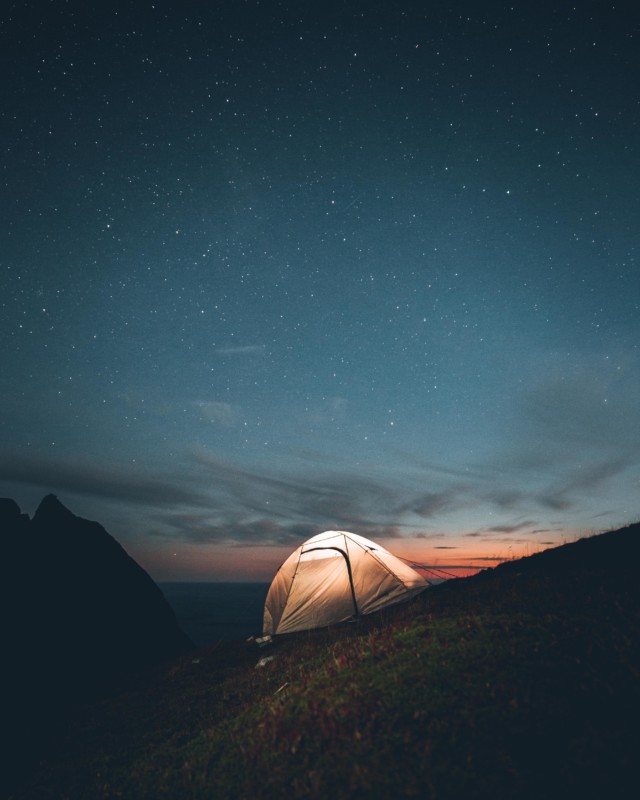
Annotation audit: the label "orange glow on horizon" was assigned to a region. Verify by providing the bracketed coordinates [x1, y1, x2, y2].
[131, 529, 574, 583]
[380, 534, 571, 580]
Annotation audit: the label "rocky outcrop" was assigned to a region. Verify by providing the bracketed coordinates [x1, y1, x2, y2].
[2, 494, 193, 701]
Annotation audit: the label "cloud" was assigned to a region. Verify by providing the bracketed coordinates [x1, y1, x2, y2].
[535, 456, 633, 511]
[484, 520, 537, 534]
[482, 489, 528, 510]
[0, 447, 425, 548]
[156, 514, 312, 546]
[0, 453, 209, 509]
[462, 362, 640, 522]
[519, 367, 640, 452]
[185, 447, 430, 544]
[2, 404, 632, 553]
[463, 520, 559, 541]
[465, 556, 512, 563]
[410, 488, 465, 518]
[215, 345, 266, 356]
[178, 445, 583, 548]
[389, 448, 490, 481]
[531, 528, 557, 534]
[302, 397, 349, 427]
[195, 400, 241, 426]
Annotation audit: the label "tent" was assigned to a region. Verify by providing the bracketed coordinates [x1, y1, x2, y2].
[263, 530, 428, 635]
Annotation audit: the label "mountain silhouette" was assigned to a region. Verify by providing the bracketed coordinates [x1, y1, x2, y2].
[4, 494, 193, 682]
[2, 494, 193, 778]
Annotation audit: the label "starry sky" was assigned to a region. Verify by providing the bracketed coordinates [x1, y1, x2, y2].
[2, 1, 639, 581]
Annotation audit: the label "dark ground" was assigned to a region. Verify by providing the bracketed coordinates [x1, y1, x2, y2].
[5, 522, 640, 799]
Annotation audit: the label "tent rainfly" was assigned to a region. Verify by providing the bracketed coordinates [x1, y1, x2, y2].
[263, 530, 429, 635]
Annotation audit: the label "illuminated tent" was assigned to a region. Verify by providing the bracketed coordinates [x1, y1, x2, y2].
[263, 530, 428, 635]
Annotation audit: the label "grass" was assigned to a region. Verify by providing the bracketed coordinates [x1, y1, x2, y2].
[6, 524, 640, 799]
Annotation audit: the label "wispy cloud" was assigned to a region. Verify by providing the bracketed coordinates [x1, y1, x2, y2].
[3, 365, 636, 555]
[153, 512, 311, 546]
[461, 362, 640, 523]
[478, 520, 537, 535]
[409, 488, 466, 518]
[215, 345, 266, 356]
[535, 456, 633, 512]
[189, 447, 407, 541]
[0, 453, 209, 509]
[519, 366, 640, 452]
[194, 400, 241, 426]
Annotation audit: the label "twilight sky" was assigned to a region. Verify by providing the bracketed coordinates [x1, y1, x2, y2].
[2, 1, 639, 580]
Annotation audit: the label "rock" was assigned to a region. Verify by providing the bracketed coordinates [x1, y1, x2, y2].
[3, 495, 193, 699]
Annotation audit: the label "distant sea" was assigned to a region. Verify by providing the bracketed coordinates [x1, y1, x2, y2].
[159, 582, 270, 647]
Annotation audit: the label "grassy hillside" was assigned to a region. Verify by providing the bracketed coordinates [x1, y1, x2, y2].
[7, 524, 640, 800]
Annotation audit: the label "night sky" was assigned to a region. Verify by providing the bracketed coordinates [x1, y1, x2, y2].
[2, 1, 639, 580]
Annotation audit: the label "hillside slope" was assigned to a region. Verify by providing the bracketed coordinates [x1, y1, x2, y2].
[7, 523, 640, 800]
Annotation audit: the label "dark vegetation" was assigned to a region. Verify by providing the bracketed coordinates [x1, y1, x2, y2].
[4, 511, 640, 799]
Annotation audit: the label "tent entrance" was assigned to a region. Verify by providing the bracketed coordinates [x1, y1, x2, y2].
[302, 546, 359, 618]
[275, 546, 359, 633]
